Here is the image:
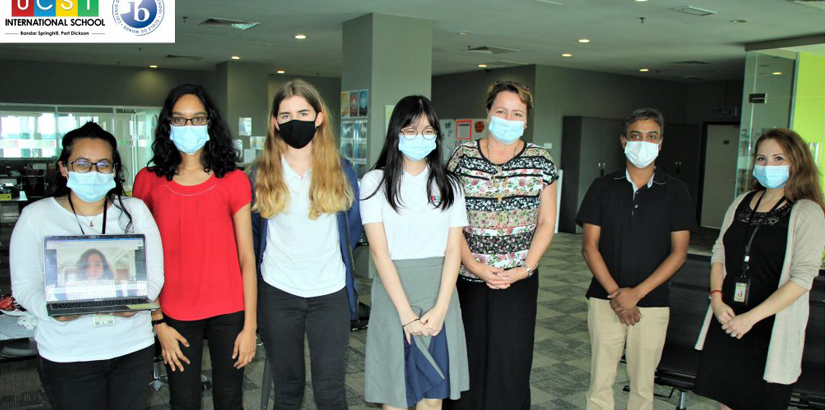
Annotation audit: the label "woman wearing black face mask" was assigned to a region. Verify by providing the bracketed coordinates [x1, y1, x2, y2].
[248, 79, 362, 409]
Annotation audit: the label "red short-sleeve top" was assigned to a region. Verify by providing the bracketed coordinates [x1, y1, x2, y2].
[133, 168, 251, 320]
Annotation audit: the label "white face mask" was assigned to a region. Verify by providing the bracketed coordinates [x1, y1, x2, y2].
[624, 141, 660, 168]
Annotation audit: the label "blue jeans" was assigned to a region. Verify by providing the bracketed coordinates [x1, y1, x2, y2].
[38, 345, 154, 410]
[259, 281, 350, 410]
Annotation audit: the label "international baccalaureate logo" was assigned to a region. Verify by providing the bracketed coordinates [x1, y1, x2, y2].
[113, 0, 165, 36]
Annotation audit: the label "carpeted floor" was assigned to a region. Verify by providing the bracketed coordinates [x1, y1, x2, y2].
[1, 232, 720, 410]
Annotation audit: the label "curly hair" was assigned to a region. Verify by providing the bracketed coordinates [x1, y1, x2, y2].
[148, 84, 239, 180]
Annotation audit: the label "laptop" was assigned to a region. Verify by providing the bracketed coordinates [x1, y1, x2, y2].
[43, 234, 158, 316]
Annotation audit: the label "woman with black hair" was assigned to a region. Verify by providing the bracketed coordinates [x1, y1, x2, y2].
[133, 84, 257, 409]
[361, 95, 469, 410]
[10, 122, 164, 410]
[77, 248, 114, 281]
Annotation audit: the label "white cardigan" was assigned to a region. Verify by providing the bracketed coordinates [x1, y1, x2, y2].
[694, 192, 825, 384]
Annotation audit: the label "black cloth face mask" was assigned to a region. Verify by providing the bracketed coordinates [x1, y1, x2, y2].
[279, 119, 317, 149]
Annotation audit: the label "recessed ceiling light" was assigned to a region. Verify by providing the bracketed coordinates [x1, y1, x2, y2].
[149, 65, 158, 69]
[231, 55, 240, 60]
[578, 38, 591, 43]
[635, 0, 649, 2]
[478, 64, 488, 68]
[772, 72, 783, 76]
[294, 34, 307, 39]
[730, 19, 748, 23]
[639, 68, 650, 72]
[458, 31, 471, 35]
[276, 70, 286, 74]
[561, 53, 573, 57]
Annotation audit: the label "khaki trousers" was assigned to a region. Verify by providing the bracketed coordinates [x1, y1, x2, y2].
[585, 297, 670, 410]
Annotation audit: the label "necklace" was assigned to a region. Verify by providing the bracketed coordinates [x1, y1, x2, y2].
[79, 214, 97, 227]
[67, 195, 107, 235]
[484, 139, 520, 203]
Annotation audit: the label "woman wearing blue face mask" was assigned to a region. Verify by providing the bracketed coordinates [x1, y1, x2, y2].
[445, 81, 558, 410]
[133, 84, 257, 410]
[694, 128, 825, 410]
[361, 96, 469, 410]
[10, 122, 164, 410]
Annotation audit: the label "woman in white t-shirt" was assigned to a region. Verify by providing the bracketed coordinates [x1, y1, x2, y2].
[361, 95, 470, 410]
[10, 122, 164, 410]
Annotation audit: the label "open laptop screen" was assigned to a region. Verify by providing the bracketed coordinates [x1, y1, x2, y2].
[43, 234, 148, 302]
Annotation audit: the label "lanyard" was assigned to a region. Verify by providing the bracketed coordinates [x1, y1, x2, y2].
[67, 194, 107, 235]
[741, 191, 785, 278]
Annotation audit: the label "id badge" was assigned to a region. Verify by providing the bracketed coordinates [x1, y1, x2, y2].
[733, 277, 750, 306]
[93, 314, 116, 327]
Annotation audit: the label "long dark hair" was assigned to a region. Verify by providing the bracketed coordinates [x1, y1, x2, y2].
[77, 248, 113, 281]
[368, 95, 459, 212]
[148, 84, 239, 180]
[53, 122, 134, 232]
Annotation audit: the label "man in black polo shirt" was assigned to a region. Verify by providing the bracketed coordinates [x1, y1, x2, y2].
[576, 108, 695, 410]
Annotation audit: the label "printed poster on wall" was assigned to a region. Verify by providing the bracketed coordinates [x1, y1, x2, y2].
[358, 89, 369, 117]
[238, 117, 252, 137]
[440, 119, 457, 164]
[340, 92, 350, 118]
[349, 92, 359, 118]
[455, 119, 472, 140]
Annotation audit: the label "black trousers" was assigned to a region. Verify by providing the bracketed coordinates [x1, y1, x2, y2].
[258, 281, 350, 410]
[165, 311, 246, 410]
[38, 345, 154, 410]
[445, 273, 539, 410]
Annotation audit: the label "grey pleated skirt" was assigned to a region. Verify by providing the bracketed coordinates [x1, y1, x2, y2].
[364, 257, 469, 408]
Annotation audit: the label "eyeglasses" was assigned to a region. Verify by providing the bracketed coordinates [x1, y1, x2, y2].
[170, 116, 209, 126]
[626, 132, 661, 142]
[495, 80, 530, 91]
[66, 159, 115, 174]
[400, 128, 437, 141]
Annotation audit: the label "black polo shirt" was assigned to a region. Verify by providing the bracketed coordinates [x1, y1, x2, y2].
[576, 169, 696, 307]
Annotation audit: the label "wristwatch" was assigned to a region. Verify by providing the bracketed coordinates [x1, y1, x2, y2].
[151, 317, 167, 327]
[523, 264, 535, 277]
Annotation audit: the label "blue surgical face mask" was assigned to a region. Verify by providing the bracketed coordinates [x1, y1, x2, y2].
[488, 115, 525, 144]
[67, 171, 116, 203]
[398, 134, 437, 161]
[170, 125, 210, 154]
[753, 165, 790, 189]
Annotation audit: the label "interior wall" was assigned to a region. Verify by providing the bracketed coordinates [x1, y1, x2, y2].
[531, 65, 690, 168]
[791, 51, 825, 192]
[0, 59, 215, 107]
[684, 80, 744, 126]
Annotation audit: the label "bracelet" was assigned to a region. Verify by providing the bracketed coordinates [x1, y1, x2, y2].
[709, 289, 722, 297]
[151, 317, 167, 327]
[402, 318, 420, 328]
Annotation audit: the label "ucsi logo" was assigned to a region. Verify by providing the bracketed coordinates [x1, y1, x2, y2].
[12, 0, 99, 17]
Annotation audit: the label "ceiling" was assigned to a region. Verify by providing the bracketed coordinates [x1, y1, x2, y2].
[1, 0, 823, 82]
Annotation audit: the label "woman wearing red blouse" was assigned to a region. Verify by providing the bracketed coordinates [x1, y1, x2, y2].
[133, 84, 257, 410]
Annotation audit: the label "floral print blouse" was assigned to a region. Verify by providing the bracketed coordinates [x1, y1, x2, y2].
[447, 140, 559, 282]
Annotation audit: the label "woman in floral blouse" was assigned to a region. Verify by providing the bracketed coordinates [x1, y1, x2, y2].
[444, 81, 558, 410]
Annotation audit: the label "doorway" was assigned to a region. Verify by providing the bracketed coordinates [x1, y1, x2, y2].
[700, 123, 740, 228]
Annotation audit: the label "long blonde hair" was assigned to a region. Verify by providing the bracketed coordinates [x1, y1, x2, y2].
[252, 79, 353, 219]
[750, 128, 825, 211]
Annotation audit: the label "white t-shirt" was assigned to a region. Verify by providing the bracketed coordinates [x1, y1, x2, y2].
[261, 158, 346, 298]
[359, 168, 468, 260]
[10, 197, 164, 363]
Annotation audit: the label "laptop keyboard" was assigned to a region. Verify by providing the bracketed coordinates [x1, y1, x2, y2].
[51, 298, 147, 310]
